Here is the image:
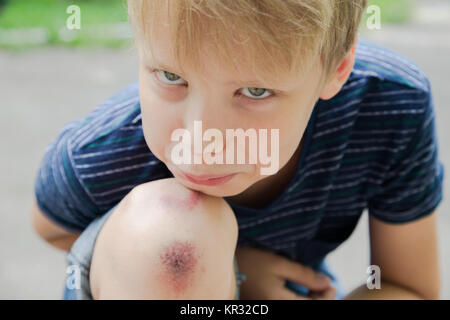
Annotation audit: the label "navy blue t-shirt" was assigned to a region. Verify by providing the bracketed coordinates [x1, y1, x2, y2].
[35, 39, 444, 266]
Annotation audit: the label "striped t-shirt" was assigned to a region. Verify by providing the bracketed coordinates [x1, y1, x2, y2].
[35, 38, 444, 266]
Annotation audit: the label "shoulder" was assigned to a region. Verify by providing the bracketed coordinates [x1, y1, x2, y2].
[63, 82, 169, 211]
[34, 82, 158, 231]
[325, 39, 434, 150]
[312, 39, 437, 192]
[67, 81, 142, 152]
[352, 38, 430, 93]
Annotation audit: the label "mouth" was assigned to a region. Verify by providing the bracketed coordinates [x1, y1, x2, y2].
[180, 171, 238, 186]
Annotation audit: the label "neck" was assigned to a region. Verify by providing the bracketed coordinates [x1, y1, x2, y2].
[226, 135, 304, 209]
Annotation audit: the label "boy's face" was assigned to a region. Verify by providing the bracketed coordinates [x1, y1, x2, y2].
[137, 22, 327, 198]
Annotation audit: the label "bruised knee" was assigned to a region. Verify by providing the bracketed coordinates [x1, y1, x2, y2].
[90, 178, 238, 299]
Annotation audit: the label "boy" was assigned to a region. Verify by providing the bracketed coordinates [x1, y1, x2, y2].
[32, 0, 444, 300]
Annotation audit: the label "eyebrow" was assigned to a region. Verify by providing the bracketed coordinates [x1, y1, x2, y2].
[150, 61, 184, 76]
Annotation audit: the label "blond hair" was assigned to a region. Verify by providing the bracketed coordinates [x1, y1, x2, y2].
[127, 0, 367, 86]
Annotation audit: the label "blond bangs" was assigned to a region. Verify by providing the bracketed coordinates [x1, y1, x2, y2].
[128, 0, 367, 83]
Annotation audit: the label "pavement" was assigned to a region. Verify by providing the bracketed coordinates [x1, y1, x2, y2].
[0, 22, 449, 299]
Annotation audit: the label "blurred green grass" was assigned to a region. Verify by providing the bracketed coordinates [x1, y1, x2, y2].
[0, 0, 129, 49]
[365, 0, 416, 25]
[0, 0, 416, 50]
[0, 0, 127, 29]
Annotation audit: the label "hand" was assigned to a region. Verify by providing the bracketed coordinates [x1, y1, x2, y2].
[235, 246, 336, 300]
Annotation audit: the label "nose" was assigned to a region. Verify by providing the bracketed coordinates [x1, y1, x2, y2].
[182, 94, 225, 158]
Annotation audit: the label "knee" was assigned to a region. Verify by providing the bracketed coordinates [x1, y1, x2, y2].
[90, 178, 238, 299]
[128, 177, 238, 238]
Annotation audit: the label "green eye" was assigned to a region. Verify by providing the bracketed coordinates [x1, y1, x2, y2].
[241, 87, 272, 99]
[164, 71, 181, 81]
[249, 88, 265, 96]
[154, 70, 186, 85]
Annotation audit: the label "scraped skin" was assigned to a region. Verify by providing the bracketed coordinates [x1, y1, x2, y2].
[159, 191, 201, 211]
[90, 178, 238, 299]
[158, 240, 203, 297]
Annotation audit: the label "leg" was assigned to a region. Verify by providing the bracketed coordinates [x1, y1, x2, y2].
[89, 178, 239, 299]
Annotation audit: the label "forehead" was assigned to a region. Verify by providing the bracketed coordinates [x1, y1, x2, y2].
[139, 10, 319, 90]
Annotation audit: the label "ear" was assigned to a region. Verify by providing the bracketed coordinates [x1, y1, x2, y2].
[320, 37, 358, 100]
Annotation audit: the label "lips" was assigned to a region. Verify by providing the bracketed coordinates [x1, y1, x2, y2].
[183, 172, 232, 181]
[180, 171, 237, 186]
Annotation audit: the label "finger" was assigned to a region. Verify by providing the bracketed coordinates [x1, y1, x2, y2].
[277, 260, 331, 291]
[310, 286, 337, 300]
[322, 286, 337, 300]
[274, 287, 312, 300]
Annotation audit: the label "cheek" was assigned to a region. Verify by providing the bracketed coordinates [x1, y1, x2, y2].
[139, 86, 177, 163]
[274, 110, 312, 168]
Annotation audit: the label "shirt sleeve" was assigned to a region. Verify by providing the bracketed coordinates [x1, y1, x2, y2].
[367, 89, 445, 224]
[34, 119, 100, 233]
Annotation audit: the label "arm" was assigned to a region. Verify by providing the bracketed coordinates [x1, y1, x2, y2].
[31, 199, 80, 252]
[343, 210, 440, 300]
[345, 83, 443, 300]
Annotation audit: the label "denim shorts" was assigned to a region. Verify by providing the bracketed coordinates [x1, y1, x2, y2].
[63, 206, 346, 300]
